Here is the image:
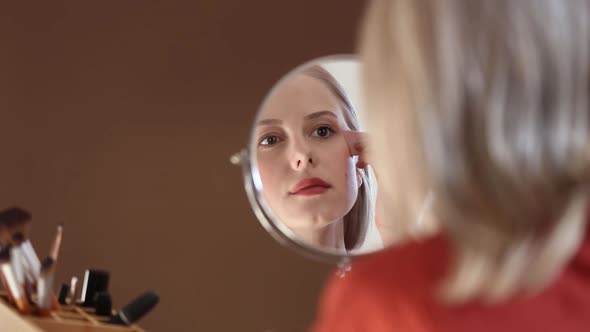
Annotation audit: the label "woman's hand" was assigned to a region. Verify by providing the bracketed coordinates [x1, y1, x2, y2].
[354, 141, 369, 169]
[343, 130, 370, 168]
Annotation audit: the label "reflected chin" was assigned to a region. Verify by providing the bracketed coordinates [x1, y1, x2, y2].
[280, 208, 345, 230]
[284, 217, 335, 230]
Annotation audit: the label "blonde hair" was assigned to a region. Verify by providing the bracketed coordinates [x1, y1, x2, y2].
[359, 0, 590, 303]
[304, 65, 376, 251]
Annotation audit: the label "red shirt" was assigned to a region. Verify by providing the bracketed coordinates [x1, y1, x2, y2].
[311, 227, 590, 332]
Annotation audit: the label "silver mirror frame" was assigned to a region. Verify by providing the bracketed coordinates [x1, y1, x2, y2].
[232, 54, 382, 267]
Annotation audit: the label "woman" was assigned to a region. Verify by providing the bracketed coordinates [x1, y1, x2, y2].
[312, 0, 590, 331]
[255, 65, 379, 252]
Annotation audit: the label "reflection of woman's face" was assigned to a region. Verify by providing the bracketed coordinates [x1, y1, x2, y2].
[255, 73, 360, 231]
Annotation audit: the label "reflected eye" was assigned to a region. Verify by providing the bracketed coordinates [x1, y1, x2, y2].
[259, 135, 283, 147]
[312, 126, 335, 138]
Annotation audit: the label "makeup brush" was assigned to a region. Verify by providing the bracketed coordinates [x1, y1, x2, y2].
[49, 224, 63, 262]
[0, 246, 31, 314]
[36, 225, 65, 313]
[12, 232, 40, 283]
[0, 208, 39, 284]
[9, 236, 26, 287]
[0, 207, 31, 247]
[0, 207, 31, 228]
[0, 246, 15, 303]
[36, 257, 56, 315]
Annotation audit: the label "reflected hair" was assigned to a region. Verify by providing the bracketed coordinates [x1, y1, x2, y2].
[360, 0, 590, 302]
[303, 65, 376, 251]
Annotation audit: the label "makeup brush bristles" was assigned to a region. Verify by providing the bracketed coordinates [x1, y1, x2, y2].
[0, 207, 31, 227]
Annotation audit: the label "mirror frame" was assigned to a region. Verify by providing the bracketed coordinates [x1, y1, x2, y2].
[232, 54, 377, 266]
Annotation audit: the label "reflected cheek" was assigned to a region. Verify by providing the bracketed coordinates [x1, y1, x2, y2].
[258, 156, 279, 189]
[321, 141, 358, 195]
[346, 160, 358, 197]
[323, 138, 352, 169]
[257, 153, 288, 210]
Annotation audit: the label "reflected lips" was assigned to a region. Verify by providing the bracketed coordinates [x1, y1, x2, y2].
[290, 178, 331, 196]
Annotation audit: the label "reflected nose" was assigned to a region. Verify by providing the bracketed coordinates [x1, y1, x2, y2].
[290, 144, 314, 170]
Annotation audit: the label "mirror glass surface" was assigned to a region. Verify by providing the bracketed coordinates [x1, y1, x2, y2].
[247, 55, 385, 257]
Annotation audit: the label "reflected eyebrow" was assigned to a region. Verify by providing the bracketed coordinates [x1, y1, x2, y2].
[305, 110, 338, 120]
[257, 118, 282, 126]
[257, 111, 337, 126]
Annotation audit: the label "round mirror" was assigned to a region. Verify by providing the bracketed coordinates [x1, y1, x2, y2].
[235, 55, 387, 264]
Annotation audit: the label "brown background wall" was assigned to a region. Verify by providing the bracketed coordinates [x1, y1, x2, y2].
[0, 1, 365, 331]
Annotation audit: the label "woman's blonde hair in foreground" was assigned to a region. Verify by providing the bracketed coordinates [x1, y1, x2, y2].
[360, 0, 590, 303]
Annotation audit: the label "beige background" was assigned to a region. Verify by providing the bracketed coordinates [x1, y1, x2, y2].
[0, 1, 365, 331]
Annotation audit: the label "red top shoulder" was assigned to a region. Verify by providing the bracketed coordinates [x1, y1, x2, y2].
[311, 229, 590, 332]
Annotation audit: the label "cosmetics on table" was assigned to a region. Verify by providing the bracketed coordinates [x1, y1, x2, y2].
[69, 276, 79, 304]
[108, 291, 160, 326]
[36, 257, 55, 314]
[58, 283, 70, 305]
[81, 269, 110, 307]
[0, 206, 159, 331]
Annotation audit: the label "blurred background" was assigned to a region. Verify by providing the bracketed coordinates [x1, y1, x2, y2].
[0, 1, 365, 331]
